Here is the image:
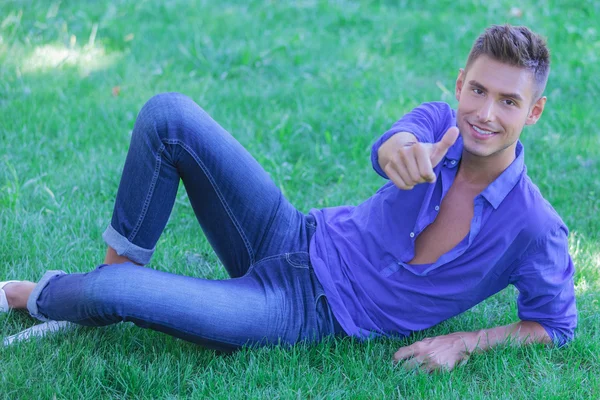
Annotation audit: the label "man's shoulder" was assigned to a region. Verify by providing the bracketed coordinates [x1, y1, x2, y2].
[509, 172, 568, 239]
[396, 102, 457, 142]
[413, 101, 457, 119]
[487, 173, 570, 268]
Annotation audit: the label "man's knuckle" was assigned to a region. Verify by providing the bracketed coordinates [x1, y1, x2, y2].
[397, 148, 408, 160]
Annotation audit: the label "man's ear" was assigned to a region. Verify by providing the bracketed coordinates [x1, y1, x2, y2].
[455, 68, 465, 101]
[526, 96, 547, 125]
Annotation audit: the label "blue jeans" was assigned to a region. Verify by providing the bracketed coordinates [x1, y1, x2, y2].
[27, 93, 343, 351]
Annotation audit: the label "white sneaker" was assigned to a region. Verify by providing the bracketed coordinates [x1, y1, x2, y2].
[3, 321, 75, 347]
[0, 281, 20, 313]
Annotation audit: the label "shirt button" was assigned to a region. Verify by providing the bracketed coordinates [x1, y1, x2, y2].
[450, 160, 457, 165]
[435, 205, 440, 211]
[410, 232, 415, 238]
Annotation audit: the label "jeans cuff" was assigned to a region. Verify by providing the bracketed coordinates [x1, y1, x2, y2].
[27, 270, 66, 321]
[102, 224, 154, 265]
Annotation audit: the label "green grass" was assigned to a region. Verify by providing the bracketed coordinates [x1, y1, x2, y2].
[1, 0, 599, 398]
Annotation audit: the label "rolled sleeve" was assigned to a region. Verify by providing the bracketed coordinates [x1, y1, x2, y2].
[510, 226, 577, 347]
[370, 102, 456, 178]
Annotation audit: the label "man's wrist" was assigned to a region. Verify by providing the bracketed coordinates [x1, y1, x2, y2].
[472, 329, 494, 352]
[456, 329, 497, 353]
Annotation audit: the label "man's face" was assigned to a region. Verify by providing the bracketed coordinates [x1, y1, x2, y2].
[455, 55, 546, 163]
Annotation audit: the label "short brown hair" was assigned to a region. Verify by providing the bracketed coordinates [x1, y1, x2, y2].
[465, 24, 550, 100]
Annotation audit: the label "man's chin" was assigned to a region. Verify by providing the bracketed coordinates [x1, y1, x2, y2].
[462, 144, 494, 159]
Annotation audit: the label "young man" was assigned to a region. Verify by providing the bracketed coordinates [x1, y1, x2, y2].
[1, 24, 576, 371]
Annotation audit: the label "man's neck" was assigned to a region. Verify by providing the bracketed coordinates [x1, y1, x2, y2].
[456, 148, 516, 189]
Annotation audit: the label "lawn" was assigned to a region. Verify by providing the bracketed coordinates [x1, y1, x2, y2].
[1, 0, 599, 398]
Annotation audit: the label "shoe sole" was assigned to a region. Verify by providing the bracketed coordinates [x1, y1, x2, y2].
[3, 321, 75, 347]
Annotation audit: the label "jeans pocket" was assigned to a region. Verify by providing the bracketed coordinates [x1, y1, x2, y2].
[285, 252, 310, 269]
[313, 280, 345, 337]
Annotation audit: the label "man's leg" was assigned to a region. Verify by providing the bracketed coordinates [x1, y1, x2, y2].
[20, 256, 338, 350]
[3, 281, 35, 309]
[4, 93, 337, 347]
[104, 247, 134, 265]
[103, 92, 305, 276]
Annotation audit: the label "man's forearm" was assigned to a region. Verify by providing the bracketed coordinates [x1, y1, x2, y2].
[394, 320, 553, 371]
[470, 320, 552, 353]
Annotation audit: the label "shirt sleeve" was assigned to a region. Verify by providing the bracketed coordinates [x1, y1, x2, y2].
[509, 225, 577, 347]
[371, 102, 456, 178]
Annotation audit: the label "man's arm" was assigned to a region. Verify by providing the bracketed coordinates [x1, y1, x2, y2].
[394, 226, 576, 373]
[393, 320, 551, 372]
[370, 102, 457, 180]
[377, 127, 459, 190]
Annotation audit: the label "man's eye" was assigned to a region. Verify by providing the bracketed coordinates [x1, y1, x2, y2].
[504, 99, 516, 106]
[472, 88, 484, 95]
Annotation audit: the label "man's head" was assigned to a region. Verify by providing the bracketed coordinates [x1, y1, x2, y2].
[465, 25, 550, 100]
[455, 25, 550, 164]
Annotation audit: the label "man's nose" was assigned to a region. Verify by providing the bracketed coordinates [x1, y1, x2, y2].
[477, 99, 495, 122]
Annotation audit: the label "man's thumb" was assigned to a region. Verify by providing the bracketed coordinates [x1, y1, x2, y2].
[430, 127, 460, 166]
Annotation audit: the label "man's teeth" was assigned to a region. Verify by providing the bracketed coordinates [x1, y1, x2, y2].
[472, 125, 494, 135]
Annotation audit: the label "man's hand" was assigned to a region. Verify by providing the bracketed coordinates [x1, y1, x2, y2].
[378, 127, 460, 190]
[393, 331, 479, 372]
[392, 321, 552, 373]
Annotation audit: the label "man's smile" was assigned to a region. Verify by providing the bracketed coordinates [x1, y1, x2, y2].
[469, 122, 499, 138]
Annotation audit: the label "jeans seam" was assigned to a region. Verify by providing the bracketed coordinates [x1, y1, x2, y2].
[129, 141, 165, 242]
[121, 313, 253, 348]
[253, 194, 283, 258]
[163, 138, 256, 264]
[250, 253, 284, 271]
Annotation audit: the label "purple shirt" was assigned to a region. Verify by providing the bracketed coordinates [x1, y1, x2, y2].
[309, 102, 577, 346]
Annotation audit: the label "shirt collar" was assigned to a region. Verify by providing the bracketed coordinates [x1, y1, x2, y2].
[480, 141, 525, 209]
[444, 139, 526, 210]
